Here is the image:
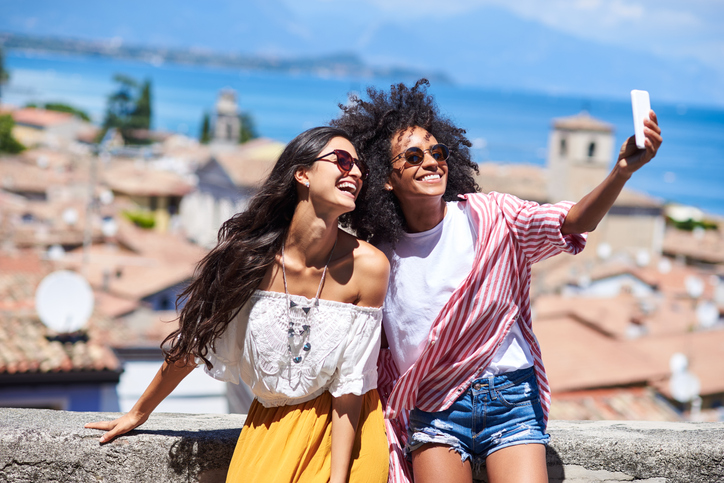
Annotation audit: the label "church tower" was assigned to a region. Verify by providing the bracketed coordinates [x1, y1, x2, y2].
[547, 112, 614, 202]
[213, 89, 241, 144]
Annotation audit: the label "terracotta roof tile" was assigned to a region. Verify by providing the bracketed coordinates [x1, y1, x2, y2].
[103, 162, 195, 197]
[550, 387, 682, 421]
[632, 329, 724, 398]
[536, 315, 666, 392]
[212, 138, 285, 188]
[553, 112, 614, 132]
[12, 108, 75, 128]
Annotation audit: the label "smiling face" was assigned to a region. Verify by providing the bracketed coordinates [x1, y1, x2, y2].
[297, 136, 363, 216]
[386, 126, 448, 208]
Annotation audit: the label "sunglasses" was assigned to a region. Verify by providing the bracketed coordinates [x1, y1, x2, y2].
[314, 149, 368, 179]
[390, 143, 450, 165]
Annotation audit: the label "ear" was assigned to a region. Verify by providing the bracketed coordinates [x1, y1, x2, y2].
[384, 181, 393, 191]
[294, 167, 310, 186]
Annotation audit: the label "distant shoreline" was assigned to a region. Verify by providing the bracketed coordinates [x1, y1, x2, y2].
[0, 32, 452, 85]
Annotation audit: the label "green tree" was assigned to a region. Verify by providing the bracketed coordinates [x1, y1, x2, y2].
[102, 74, 153, 144]
[239, 111, 258, 144]
[130, 80, 152, 130]
[0, 47, 9, 103]
[0, 114, 25, 154]
[199, 112, 211, 144]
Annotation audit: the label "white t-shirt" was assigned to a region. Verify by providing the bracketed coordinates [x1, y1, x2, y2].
[380, 201, 534, 377]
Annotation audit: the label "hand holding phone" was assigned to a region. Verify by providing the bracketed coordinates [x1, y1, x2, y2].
[631, 89, 651, 149]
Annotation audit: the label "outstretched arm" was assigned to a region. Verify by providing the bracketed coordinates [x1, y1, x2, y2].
[562, 111, 662, 235]
[84, 357, 196, 443]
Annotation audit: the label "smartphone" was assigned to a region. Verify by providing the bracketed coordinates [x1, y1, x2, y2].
[631, 89, 651, 149]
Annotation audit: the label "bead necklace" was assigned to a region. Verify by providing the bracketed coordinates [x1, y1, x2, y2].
[281, 238, 337, 364]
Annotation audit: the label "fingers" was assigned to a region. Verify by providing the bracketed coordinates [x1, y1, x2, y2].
[84, 420, 117, 430]
[85, 417, 138, 444]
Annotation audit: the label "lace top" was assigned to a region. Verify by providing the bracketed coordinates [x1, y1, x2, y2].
[201, 290, 383, 408]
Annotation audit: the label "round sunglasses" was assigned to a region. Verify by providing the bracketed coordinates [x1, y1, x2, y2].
[314, 149, 368, 179]
[390, 143, 450, 165]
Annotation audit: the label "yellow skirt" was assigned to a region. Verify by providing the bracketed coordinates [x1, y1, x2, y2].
[225, 389, 389, 483]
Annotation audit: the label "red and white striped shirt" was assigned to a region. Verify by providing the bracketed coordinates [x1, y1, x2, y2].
[378, 192, 587, 482]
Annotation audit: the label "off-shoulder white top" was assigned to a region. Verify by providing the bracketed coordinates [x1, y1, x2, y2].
[201, 290, 383, 408]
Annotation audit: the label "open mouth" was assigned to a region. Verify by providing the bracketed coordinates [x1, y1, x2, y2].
[418, 173, 441, 182]
[336, 181, 358, 196]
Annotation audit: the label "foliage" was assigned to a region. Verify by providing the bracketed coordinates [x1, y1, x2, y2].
[666, 217, 718, 231]
[199, 111, 211, 144]
[102, 74, 153, 144]
[0, 114, 26, 153]
[123, 209, 155, 229]
[25, 102, 91, 121]
[0, 47, 9, 102]
[239, 111, 258, 144]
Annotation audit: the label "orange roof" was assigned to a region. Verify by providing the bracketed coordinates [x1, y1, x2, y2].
[212, 137, 285, 188]
[553, 112, 614, 132]
[632, 329, 724, 398]
[0, 314, 120, 375]
[103, 162, 195, 197]
[12, 108, 75, 128]
[550, 387, 681, 421]
[536, 315, 666, 392]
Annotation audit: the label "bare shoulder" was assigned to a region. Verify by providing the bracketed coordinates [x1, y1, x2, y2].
[338, 231, 390, 307]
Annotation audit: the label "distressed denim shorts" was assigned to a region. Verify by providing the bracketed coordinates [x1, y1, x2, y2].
[406, 367, 550, 464]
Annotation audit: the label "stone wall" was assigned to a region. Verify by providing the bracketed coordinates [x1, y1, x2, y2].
[1, 408, 722, 483]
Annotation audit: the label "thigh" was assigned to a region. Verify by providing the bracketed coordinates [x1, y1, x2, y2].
[485, 443, 547, 483]
[412, 443, 473, 483]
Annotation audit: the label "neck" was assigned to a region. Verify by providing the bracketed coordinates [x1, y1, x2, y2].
[285, 203, 339, 267]
[401, 197, 447, 233]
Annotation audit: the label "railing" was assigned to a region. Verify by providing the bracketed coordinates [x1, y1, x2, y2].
[1, 408, 722, 482]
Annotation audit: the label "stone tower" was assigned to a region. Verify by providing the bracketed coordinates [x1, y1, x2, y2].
[213, 89, 241, 144]
[547, 112, 614, 202]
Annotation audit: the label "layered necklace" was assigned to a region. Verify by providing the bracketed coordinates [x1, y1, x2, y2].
[281, 238, 337, 364]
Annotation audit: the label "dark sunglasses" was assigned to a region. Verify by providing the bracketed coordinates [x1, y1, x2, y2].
[390, 143, 450, 165]
[314, 149, 368, 179]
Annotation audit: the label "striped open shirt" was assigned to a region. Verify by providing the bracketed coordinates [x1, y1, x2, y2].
[378, 192, 587, 482]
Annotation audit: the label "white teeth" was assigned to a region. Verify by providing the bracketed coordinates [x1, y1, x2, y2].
[420, 174, 441, 181]
[337, 182, 357, 192]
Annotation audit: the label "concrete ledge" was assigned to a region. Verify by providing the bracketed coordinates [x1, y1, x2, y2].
[1, 408, 722, 482]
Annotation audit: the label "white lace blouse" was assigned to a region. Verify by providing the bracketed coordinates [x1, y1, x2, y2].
[201, 290, 383, 408]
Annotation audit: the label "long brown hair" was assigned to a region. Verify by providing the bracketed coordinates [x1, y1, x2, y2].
[164, 126, 354, 368]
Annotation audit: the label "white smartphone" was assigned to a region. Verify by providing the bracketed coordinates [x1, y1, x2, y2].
[631, 89, 651, 149]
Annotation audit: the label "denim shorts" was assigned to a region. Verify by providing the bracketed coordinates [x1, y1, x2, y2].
[406, 367, 549, 464]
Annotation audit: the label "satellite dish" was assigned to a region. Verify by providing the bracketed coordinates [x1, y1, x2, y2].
[35, 270, 94, 333]
[696, 301, 719, 329]
[596, 242, 612, 260]
[668, 353, 701, 404]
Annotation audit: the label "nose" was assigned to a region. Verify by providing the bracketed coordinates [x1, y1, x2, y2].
[420, 150, 440, 169]
[348, 160, 363, 179]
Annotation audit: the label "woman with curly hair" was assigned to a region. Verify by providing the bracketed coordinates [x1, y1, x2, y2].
[333, 80, 662, 483]
[86, 126, 391, 483]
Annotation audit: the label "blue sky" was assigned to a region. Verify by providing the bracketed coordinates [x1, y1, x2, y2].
[2, 0, 723, 105]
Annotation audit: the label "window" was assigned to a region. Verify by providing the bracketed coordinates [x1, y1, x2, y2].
[560, 138, 567, 157]
[588, 142, 596, 158]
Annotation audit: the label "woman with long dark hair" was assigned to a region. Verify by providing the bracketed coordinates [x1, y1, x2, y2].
[86, 127, 391, 483]
[333, 80, 662, 483]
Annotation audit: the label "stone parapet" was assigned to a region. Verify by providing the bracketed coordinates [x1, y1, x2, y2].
[1, 408, 722, 482]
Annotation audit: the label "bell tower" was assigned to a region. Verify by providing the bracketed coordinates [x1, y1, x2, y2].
[547, 112, 614, 202]
[213, 89, 241, 144]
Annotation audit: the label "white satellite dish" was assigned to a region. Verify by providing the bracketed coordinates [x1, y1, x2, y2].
[35, 270, 94, 333]
[668, 353, 701, 404]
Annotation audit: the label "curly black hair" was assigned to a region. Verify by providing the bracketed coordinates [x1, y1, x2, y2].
[332, 79, 480, 246]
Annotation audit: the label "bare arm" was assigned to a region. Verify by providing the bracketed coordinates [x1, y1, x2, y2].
[562, 111, 663, 235]
[84, 358, 196, 443]
[330, 393, 364, 483]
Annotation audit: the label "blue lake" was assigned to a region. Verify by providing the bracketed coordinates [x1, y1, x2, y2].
[4, 50, 724, 215]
